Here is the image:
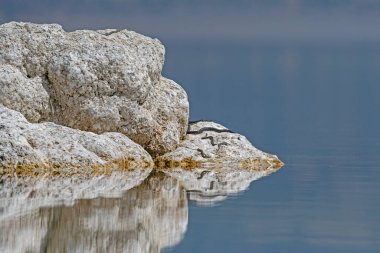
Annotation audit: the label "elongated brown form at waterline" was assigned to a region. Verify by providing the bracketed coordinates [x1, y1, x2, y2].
[0, 157, 283, 178]
[0, 157, 153, 178]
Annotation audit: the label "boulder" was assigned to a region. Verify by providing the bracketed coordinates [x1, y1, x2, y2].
[156, 120, 284, 170]
[0, 22, 189, 155]
[0, 106, 153, 177]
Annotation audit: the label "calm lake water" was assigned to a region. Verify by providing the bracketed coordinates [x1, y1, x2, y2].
[162, 42, 380, 253]
[1, 42, 379, 253]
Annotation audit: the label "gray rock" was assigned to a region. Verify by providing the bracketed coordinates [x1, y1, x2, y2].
[0, 22, 189, 155]
[0, 64, 51, 122]
[156, 120, 284, 170]
[0, 106, 153, 176]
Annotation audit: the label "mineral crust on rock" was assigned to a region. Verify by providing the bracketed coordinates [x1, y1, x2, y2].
[0, 106, 153, 176]
[156, 120, 283, 170]
[0, 22, 189, 155]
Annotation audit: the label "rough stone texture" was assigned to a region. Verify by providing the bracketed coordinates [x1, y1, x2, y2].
[156, 120, 284, 170]
[0, 173, 187, 253]
[0, 65, 51, 122]
[0, 106, 153, 175]
[0, 22, 189, 155]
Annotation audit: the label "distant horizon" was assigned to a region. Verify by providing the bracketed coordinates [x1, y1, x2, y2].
[1, 0, 380, 43]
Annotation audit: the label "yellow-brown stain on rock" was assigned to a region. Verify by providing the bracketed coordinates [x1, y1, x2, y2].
[0, 157, 153, 178]
[0, 156, 283, 178]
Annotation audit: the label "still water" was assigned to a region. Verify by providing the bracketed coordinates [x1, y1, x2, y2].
[1, 43, 380, 252]
[163, 42, 380, 252]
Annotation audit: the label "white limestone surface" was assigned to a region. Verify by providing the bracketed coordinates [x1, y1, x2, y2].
[157, 121, 283, 170]
[0, 106, 153, 175]
[0, 22, 189, 155]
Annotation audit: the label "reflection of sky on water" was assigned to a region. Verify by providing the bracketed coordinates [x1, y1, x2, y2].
[1, 1, 380, 252]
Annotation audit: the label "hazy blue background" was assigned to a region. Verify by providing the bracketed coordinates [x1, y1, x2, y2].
[1, 1, 380, 252]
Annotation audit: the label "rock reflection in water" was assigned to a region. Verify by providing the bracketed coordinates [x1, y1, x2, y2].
[0, 173, 187, 253]
[163, 165, 281, 206]
[0, 169, 152, 219]
[0, 163, 281, 252]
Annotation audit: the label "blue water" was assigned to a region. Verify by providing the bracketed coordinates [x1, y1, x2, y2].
[162, 42, 380, 252]
[1, 1, 380, 252]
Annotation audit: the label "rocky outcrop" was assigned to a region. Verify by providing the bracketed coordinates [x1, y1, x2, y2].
[0, 21, 284, 253]
[0, 106, 153, 176]
[0, 22, 283, 191]
[0, 22, 189, 155]
[156, 121, 283, 170]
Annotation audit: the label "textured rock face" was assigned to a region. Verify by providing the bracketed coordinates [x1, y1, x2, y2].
[156, 121, 283, 170]
[0, 106, 153, 175]
[0, 65, 51, 122]
[0, 22, 189, 155]
[157, 120, 283, 205]
[0, 22, 283, 210]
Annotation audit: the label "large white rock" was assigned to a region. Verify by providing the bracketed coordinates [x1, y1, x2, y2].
[0, 22, 189, 155]
[156, 120, 283, 170]
[0, 106, 153, 176]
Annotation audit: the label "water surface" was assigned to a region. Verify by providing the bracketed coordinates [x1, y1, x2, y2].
[162, 42, 380, 253]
